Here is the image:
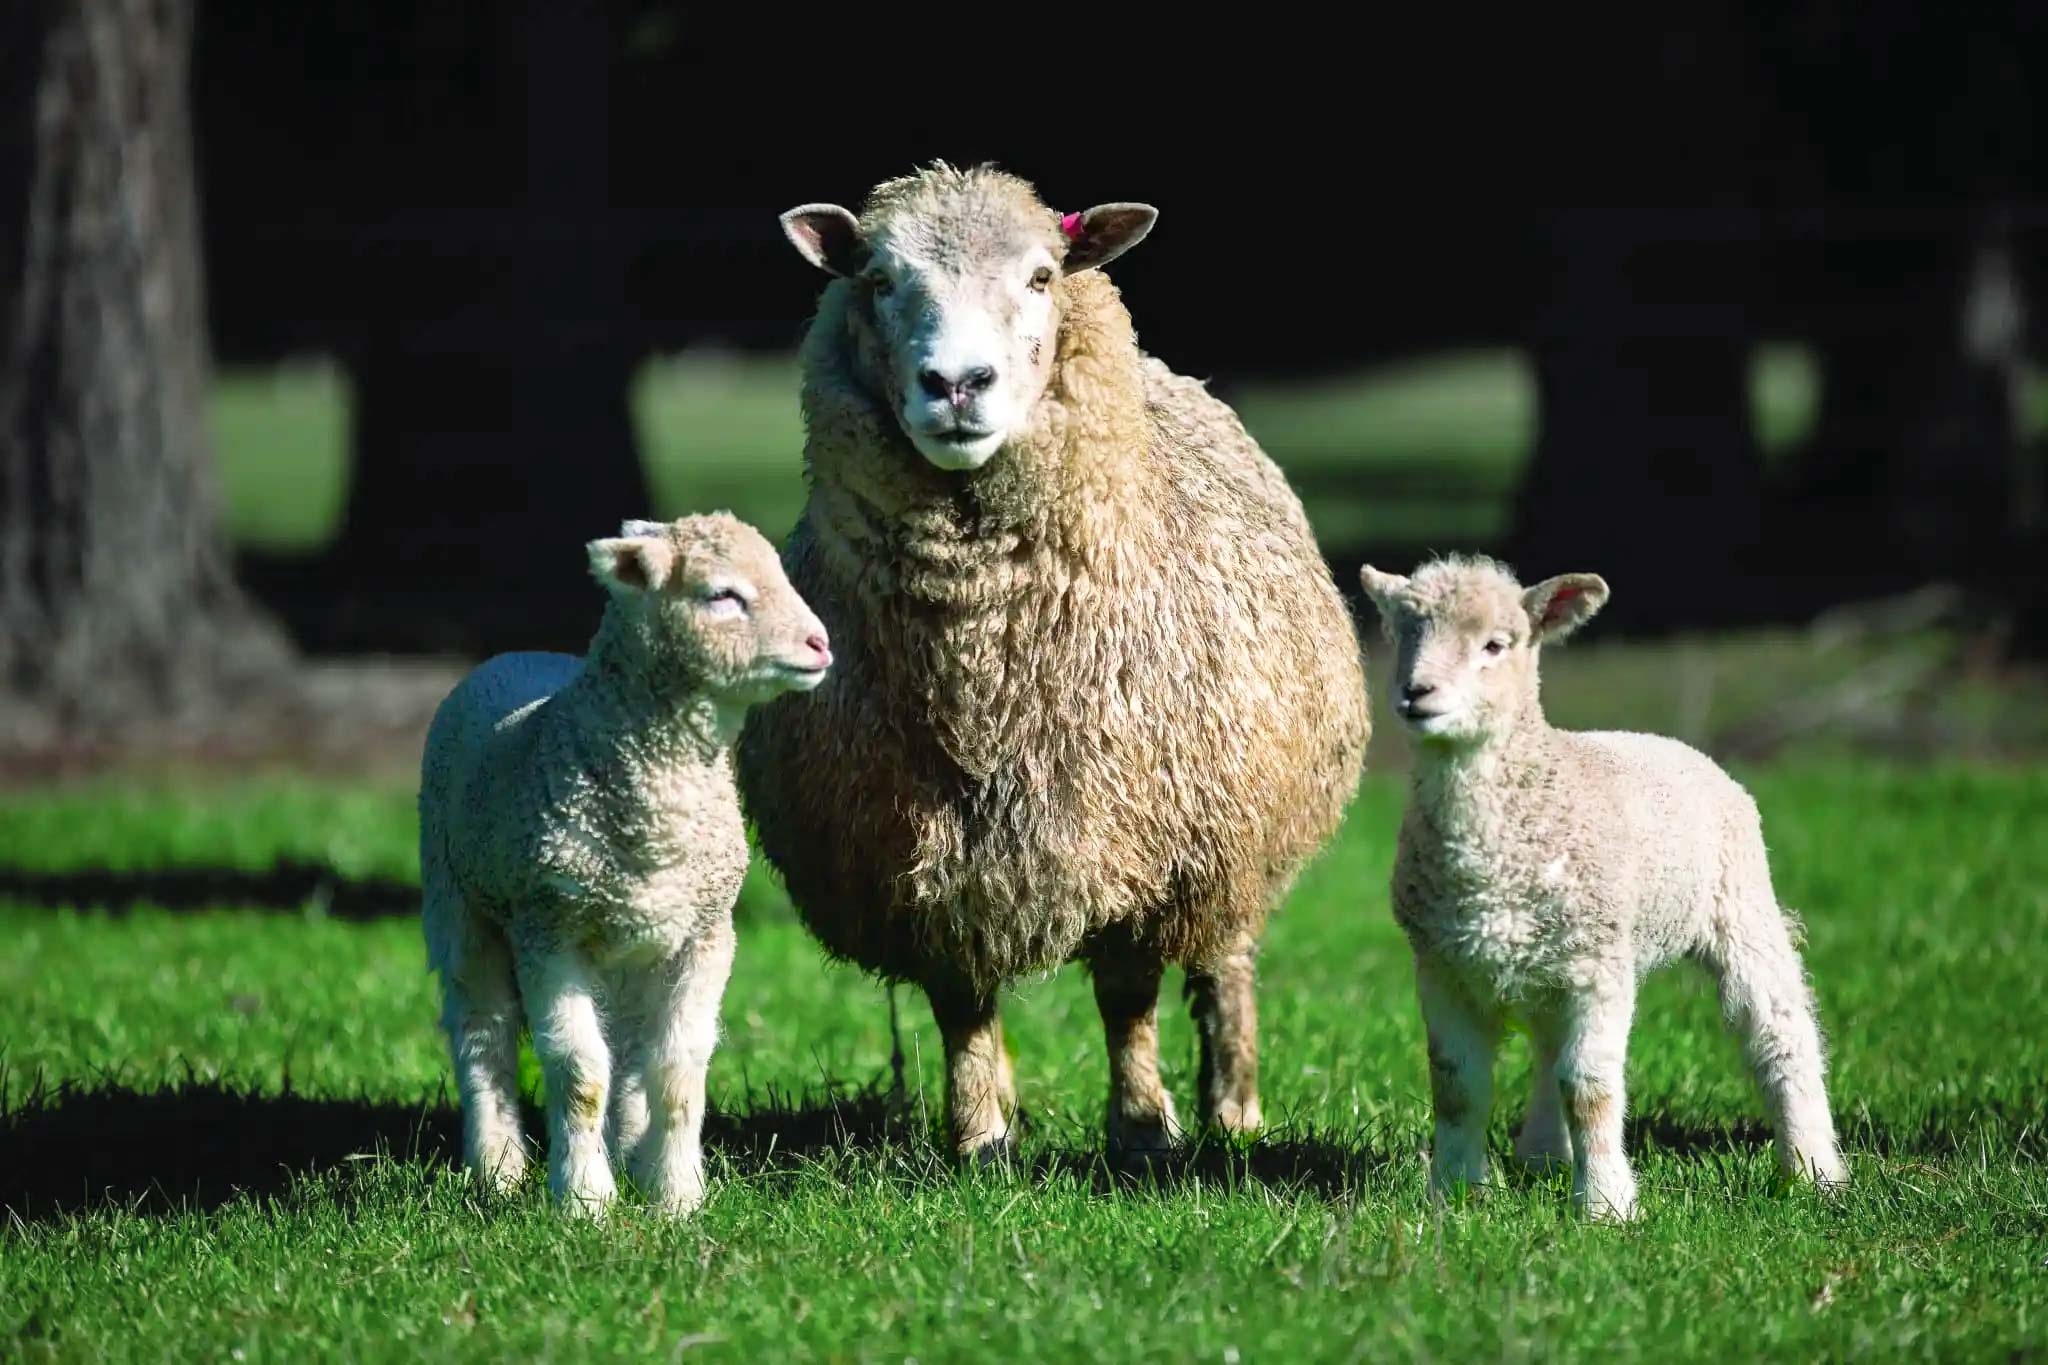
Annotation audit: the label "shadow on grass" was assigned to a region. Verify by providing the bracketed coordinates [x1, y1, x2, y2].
[0, 1079, 931, 1220]
[7, 1081, 2036, 1222]
[0, 864, 417, 919]
[0, 1079, 1406, 1220]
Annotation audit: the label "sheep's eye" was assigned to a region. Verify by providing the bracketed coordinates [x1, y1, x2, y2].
[1483, 637, 1509, 656]
[701, 588, 748, 616]
[1029, 266, 1053, 292]
[867, 273, 894, 298]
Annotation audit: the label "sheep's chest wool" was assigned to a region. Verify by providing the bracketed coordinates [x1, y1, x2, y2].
[1391, 744, 1619, 1003]
[529, 770, 751, 964]
[739, 232, 1369, 994]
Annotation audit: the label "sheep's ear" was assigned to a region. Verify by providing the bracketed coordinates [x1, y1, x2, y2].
[1523, 573, 1610, 643]
[588, 536, 674, 595]
[1060, 203, 1158, 274]
[619, 518, 668, 539]
[780, 204, 864, 277]
[1358, 564, 1410, 610]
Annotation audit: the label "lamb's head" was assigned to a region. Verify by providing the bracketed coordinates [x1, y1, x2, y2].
[587, 513, 832, 704]
[780, 162, 1156, 472]
[1358, 556, 1608, 748]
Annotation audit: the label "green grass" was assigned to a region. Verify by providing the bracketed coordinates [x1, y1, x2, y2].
[221, 343, 1986, 554]
[4, 761, 2047, 1360]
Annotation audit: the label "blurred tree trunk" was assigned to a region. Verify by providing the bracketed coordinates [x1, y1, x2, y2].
[1513, 220, 1767, 631]
[0, 0, 285, 738]
[328, 2, 648, 658]
[1777, 225, 2024, 584]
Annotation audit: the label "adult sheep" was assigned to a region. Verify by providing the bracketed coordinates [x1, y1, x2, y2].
[738, 163, 1368, 1159]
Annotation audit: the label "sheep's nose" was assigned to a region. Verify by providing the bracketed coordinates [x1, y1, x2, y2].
[1401, 682, 1436, 703]
[805, 631, 832, 666]
[918, 365, 997, 405]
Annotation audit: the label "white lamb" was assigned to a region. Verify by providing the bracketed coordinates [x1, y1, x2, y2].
[419, 513, 832, 1216]
[1358, 555, 1849, 1221]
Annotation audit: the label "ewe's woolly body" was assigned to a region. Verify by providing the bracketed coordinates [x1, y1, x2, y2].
[739, 176, 1369, 994]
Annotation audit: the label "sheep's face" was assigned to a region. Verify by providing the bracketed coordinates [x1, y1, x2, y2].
[587, 514, 832, 705]
[780, 165, 1156, 473]
[1359, 558, 1609, 749]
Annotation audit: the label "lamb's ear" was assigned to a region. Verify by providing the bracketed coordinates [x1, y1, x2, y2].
[780, 204, 864, 277]
[1522, 573, 1610, 643]
[588, 536, 674, 595]
[1358, 564, 1411, 610]
[1059, 203, 1158, 274]
[619, 518, 668, 539]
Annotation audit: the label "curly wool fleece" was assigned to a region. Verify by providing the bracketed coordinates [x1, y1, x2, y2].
[738, 166, 1370, 997]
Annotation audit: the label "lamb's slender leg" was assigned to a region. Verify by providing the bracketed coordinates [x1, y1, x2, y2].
[1513, 1011, 1573, 1172]
[436, 913, 531, 1193]
[515, 943, 617, 1216]
[1555, 974, 1638, 1221]
[606, 1047, 647, 1178]
[630, 920, 735, 1215]
[606, 970, 647, 1178]
[1185, 940, 1264, 1135]
[1089, 942, 1179, 1155]
[1416, 959, 1500, 1197]
[926, 977, 1012, 1162]
[1704, 909, 1849, 1188]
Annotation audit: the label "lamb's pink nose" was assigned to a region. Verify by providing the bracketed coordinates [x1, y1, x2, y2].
[806, 631, 832, 666]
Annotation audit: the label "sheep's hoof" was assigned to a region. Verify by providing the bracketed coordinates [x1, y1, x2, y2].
[554, 1188, 616, 1220]
[959, 1131, 1018, 1170]
[1575, 1188, 1640, 1224]
[1428, 1175, 1492, 1207]
[550, 1161, 619, 1219]
[1205, 1095, 1263, 1139]
[1107, 1094, 1182, 1162]
[648, 1187, 707, 1219]
[1511, 1130, 1572, 1175]
[1783, 1146, 1850, 1196]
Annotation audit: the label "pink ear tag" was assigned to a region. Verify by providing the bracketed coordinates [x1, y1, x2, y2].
[1059, 212, 1084, 240]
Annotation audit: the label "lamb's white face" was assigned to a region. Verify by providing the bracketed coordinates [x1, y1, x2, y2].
[861, 237, 1060, 471]
[588, 515, 833, 706]
[1360, 561, 1609, 749]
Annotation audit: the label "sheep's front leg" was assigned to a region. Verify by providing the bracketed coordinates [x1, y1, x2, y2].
[1185, 943, 1264, 1136]
[927, 978, 1012, 1162]
[629, 921, 735, 1216]
[1089, 944, 1179, 1156]
[1556, 975, 1639, 1222]
[1416, 960, 1500, 1198]
[516, 945, 617, 1216]
[1513, 1012, 1574, 1172]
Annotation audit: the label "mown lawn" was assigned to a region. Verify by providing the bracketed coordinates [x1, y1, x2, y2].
[3, 760, 2045, 1361]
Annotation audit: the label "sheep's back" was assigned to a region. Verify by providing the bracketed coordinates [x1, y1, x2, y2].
[420, 652, 581, 907]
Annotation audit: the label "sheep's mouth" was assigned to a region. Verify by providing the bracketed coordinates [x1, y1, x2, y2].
[927, 425, 995, 446]
[1399, 703, 1455, 729]
[771, 659, 830, 690]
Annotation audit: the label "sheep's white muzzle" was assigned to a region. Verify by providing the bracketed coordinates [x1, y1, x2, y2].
[906, 420, 1006, 471]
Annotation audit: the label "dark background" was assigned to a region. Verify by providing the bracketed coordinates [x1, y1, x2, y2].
[185, 4, 2048, 654]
